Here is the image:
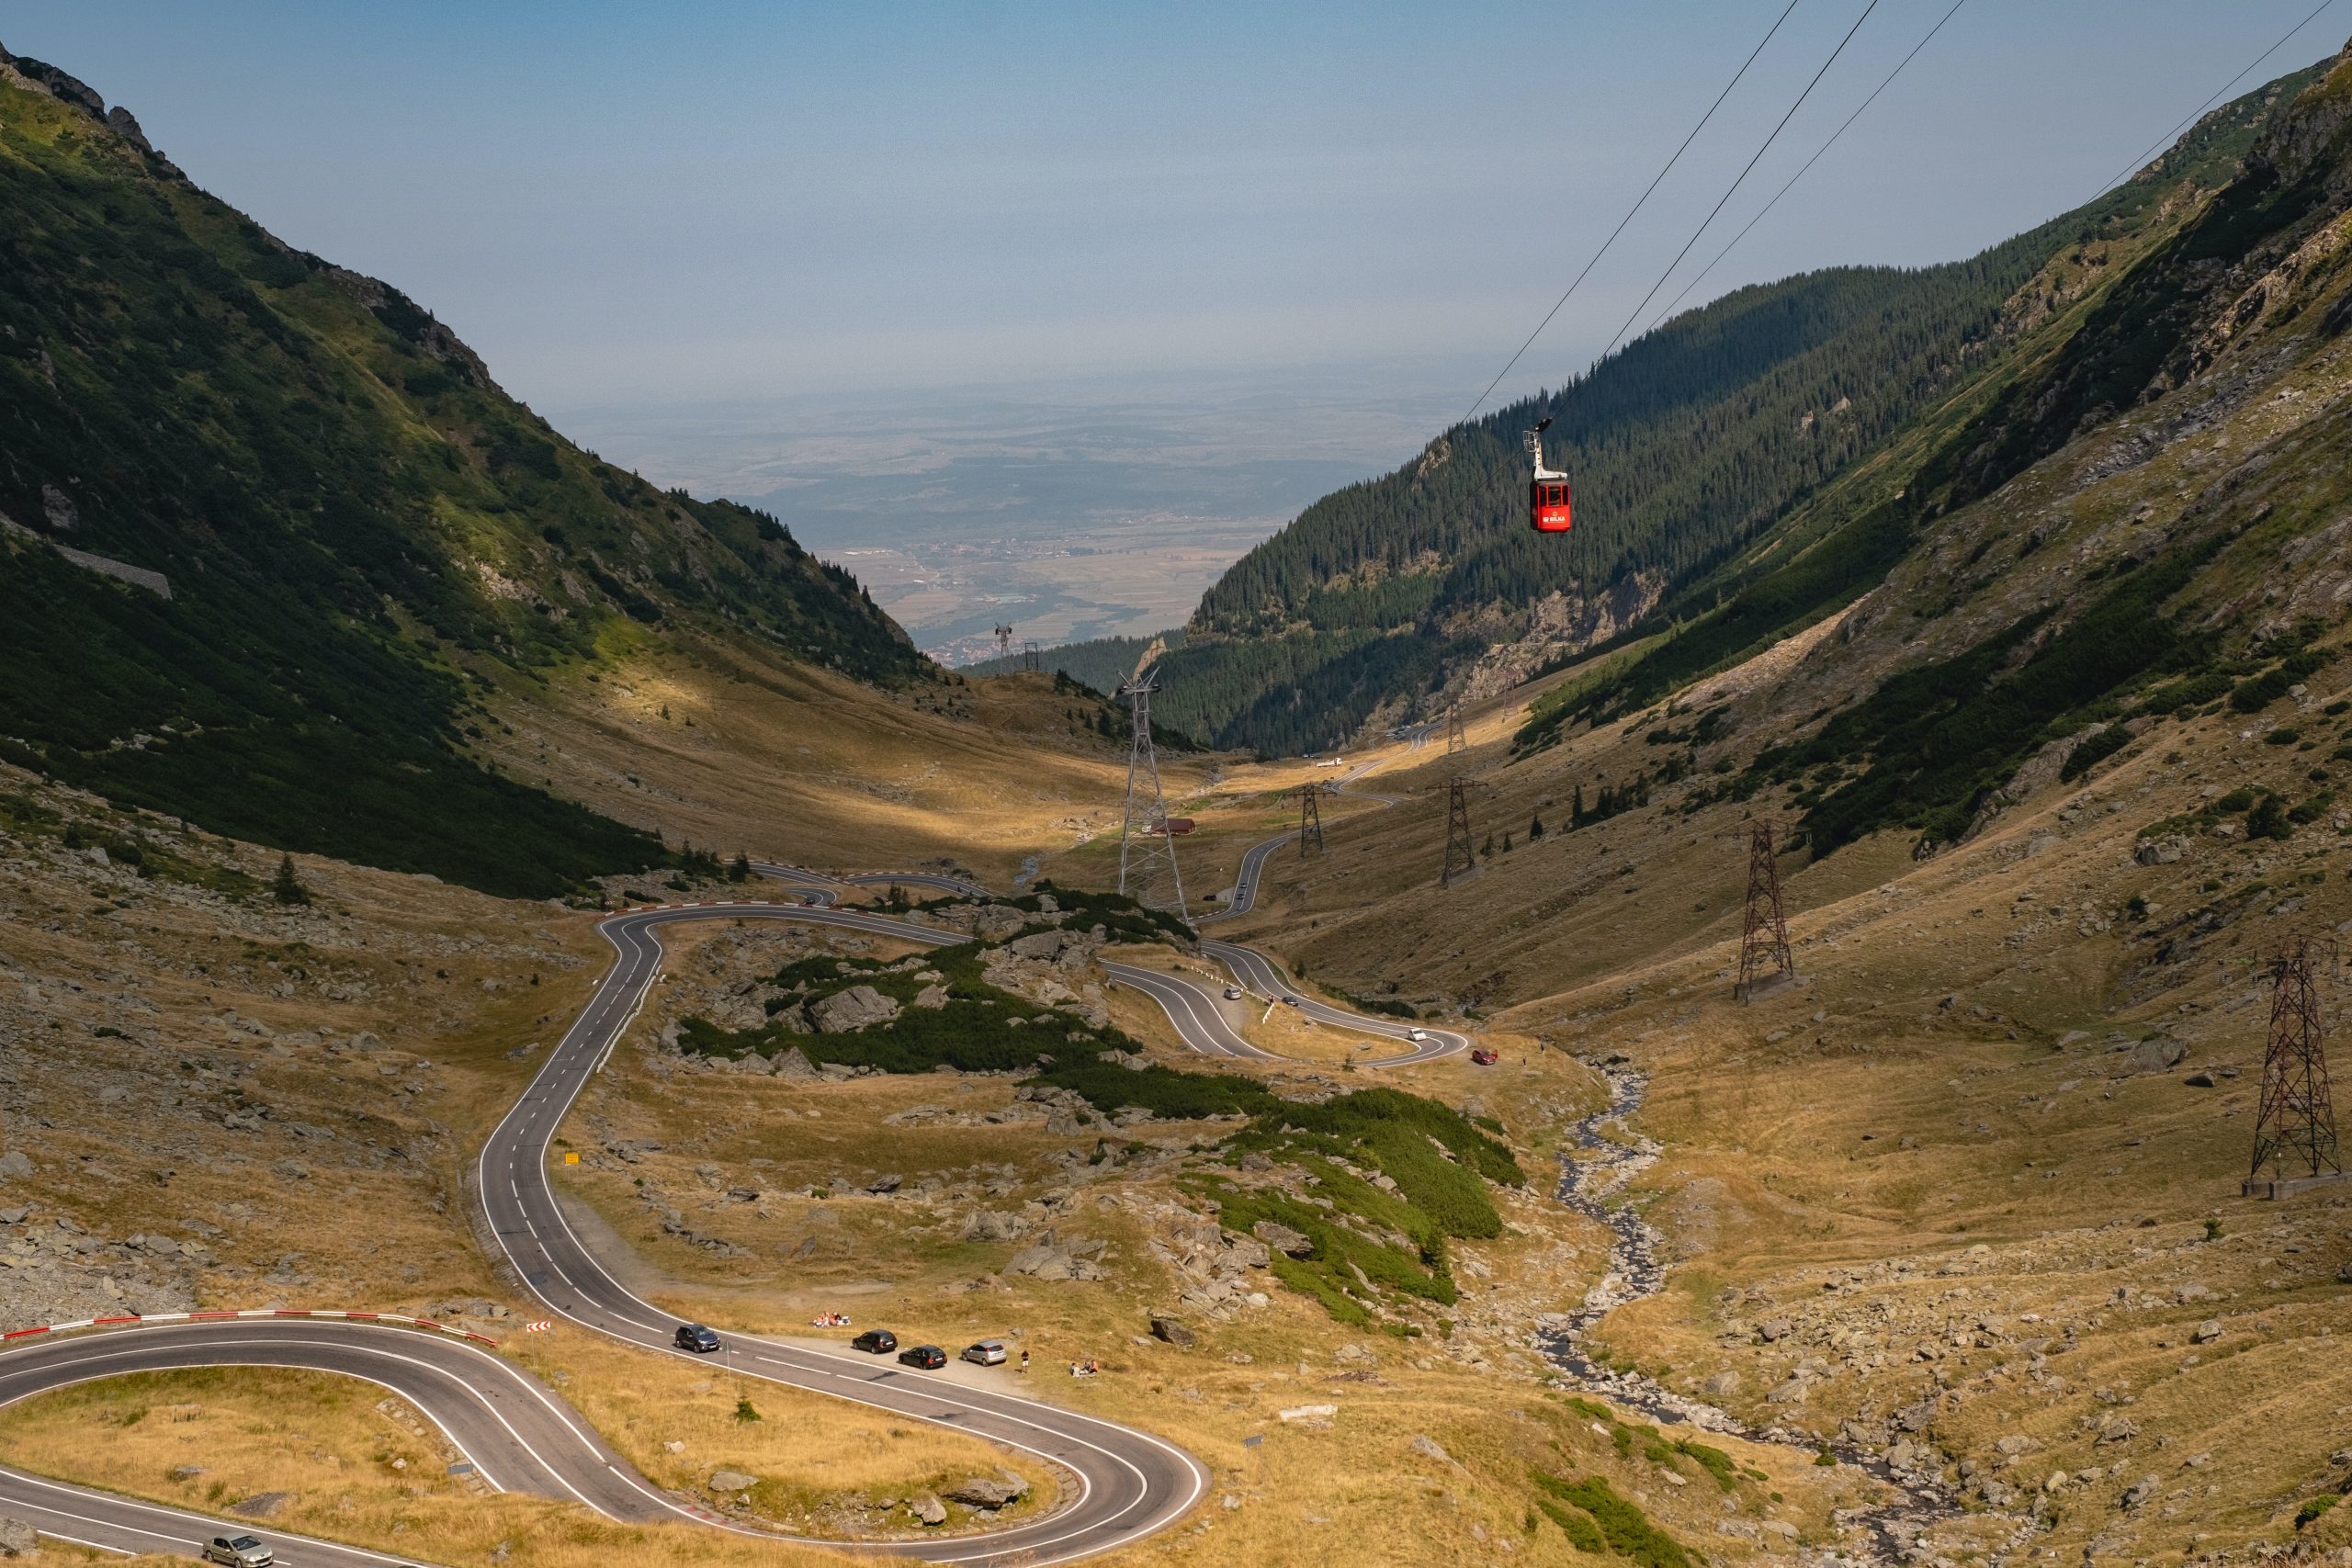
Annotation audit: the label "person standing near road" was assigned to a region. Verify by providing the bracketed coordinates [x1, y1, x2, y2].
[1019, 1348, 1030, 1375]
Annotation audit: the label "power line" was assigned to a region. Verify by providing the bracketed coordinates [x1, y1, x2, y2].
[1595, 0, 1885, 366]
[2086, 0, 2336, 206]
[1643, 0, 1970, 337]
[1456, 0, 1804, 426]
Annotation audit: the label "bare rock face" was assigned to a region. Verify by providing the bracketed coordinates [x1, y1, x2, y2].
[805, 985, 899, 1033]
[40, 484, 76, 533]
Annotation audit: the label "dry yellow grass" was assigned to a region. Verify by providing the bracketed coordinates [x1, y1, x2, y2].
[0, 1366, 849, 1567]
[475, 634, 1216, 887]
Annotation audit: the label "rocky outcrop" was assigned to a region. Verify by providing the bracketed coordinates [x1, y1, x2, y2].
[805, 985, 900, 1033]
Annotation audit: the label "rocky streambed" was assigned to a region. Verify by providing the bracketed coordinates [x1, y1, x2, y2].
[1533, 1057, 2032, 1567]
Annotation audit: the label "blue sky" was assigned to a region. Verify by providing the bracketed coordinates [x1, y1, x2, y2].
[11, 1, 2341, 422]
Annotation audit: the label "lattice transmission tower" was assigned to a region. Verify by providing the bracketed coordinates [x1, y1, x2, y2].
[1297, 784, 1324, 856]
[1735, 818, 1797, 1000]
[2252, 938, 2341, 1184]
[1445, 700, 1467, 755]
[1022, 639, 1042, 673]
[1115, 667, 1187, 918]
[1439, 776, 1476, 887]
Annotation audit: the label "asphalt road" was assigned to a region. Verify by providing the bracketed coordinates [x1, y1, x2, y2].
[0, 855, 1461, 1566]
[478, 902, 1212, 1565]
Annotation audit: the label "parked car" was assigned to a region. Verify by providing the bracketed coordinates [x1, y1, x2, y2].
[673, 1323, 720, 1353]
[1223, 986, 1244, 1001]
[851, 1328, 899, 1355]
[1470, 1047, 1498, 1066]
[204, 1537, 273, 1568]
[898, 1344, 948, 1370]
[961, 1339, 1008, 1366]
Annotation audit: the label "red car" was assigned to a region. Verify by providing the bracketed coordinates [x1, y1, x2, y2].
[1470, 1048, 1498, 1066]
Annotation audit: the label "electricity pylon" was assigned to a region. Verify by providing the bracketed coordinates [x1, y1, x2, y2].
[1116, 666, 1187, 918]
[1439, 776, 1476, 886]
[2252, 938, 2341, 1183]
[1297, 784, 1324, 856]
[994, 623, 1014, 658]
[1445, 701, 1467, 754]
[1735, 818, 1797, 1000]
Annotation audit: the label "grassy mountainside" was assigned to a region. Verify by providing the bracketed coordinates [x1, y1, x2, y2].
[1085, 64, 2323, 760]
[1183, 44, 2352, 1562]
[0, 46, 924, 897]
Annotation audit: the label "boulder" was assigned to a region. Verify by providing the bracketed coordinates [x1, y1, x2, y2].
[707, 1470, 759, 1494]
[1149, 1315, 1196, 1348]
[227, 1494, 288, 1519]
[772, 1046, 819, 1079]
[942, 1476, 1028, 1509]
[1756, 1317, 1792, 1343]
[1408, 1435, 1454, 1465]
[910, 1494, 947, 1527]
[1252, 1220, 1314, 1258]
[2191, 1319, 2223, 1344]
[1700, 1371, 1742, 1397]
[806, 986, 900, 1033]
[2126, 1038, 2187, 1073]
[866, 1174, 903, 1194]
[0, 1151, 29, 1181]
[912, 985, 950, 1010]
[0, 1517, 36, 1558]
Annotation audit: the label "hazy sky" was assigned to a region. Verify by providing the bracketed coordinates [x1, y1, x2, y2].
[10, 2, 2339, 421]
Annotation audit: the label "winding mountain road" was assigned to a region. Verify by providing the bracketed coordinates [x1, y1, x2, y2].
[0, 818, 1464, 1566]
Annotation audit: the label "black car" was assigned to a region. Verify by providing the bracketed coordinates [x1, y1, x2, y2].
[851, 1328, 898, 1354]
[673, 1323, 720, 1353]
[897, 1344, 946, 1370]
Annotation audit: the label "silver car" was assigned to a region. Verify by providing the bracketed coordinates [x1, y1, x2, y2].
[204, 1537, 273, 1568]
[962, 1338, 1007, 1366]
[1223, 986, 1244, 1001]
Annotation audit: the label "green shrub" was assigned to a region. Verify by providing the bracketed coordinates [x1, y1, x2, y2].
[1530, 1473, 1695, 1568]
[2296, 1495, 2338, 1529]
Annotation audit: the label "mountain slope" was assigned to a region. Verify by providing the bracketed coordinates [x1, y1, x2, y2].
[0, 46, 924, 897]
[1115, 62, 2323, 759]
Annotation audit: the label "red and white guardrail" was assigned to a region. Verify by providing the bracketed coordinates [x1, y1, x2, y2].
[2, 1308, 500, 1348]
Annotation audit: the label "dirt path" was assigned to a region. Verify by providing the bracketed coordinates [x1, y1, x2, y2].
[1535, 1059, 2034, 1567]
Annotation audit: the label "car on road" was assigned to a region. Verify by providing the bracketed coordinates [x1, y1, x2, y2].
[204, 1536, 273, 1568]
[673, 1323, 720, 1352]
[962, 1339, 1008, 1366]
[1282, 996, 1302, 1008]
[1223, 986, 1244, 1000]
[851, 1328, 899, 1354]
[1470, 1047, 1498, 1066]
[898, 1344, 948, 1370]
[1407, 1028, 1431, 1043]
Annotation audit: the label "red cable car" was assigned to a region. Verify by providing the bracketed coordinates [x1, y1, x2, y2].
[1527, 414, 1572, 533]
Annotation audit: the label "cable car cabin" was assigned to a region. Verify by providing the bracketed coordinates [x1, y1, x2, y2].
[1531, 478, 1573, 533]
[1525, 416, 1572, 533]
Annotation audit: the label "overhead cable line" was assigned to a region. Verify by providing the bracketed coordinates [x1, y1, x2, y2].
[1455, 0, 1804, 426]
[2086, 0, 2336, 205]
[1594, 0, 1884, 365]
[1642, 0, 1970, 337]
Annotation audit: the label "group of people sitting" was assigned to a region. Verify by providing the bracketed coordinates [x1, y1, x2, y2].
[1069, 1358, 1101, 1377]
[809, 1312, 853, 1327]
